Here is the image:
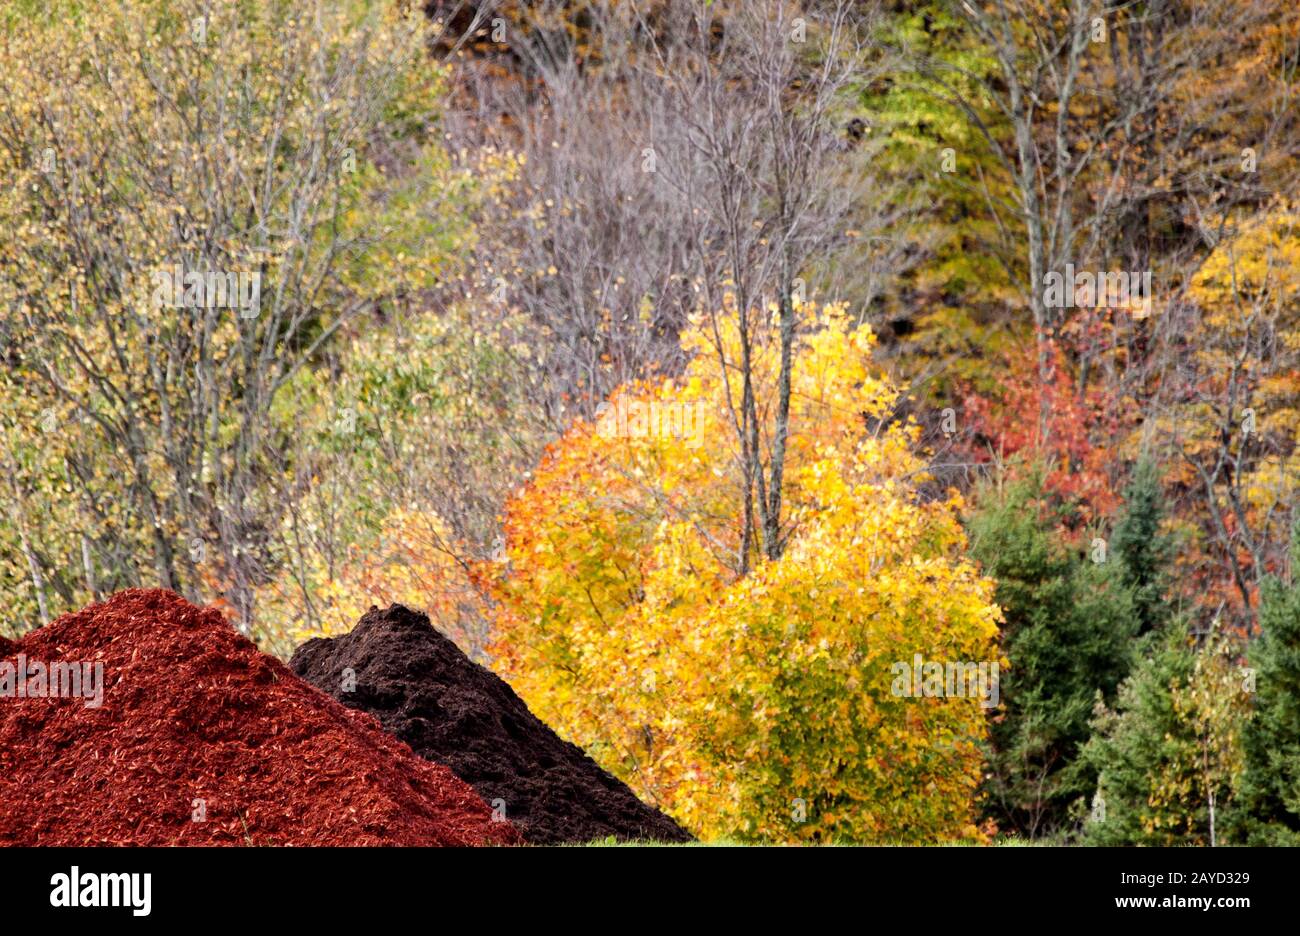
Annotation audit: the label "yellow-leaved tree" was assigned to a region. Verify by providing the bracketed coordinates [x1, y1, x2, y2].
[483, 302, 1003, 842]
[1164, 201, 1300, 616]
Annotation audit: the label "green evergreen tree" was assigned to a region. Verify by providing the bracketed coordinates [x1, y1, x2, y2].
[968, 472, 1136, 839]
[1235, 533, 1300, 845]
[1082, 627, 1198, 845]
[1080, 467, 1254, 846]
[1110, 459, 1174, 636]
[1074, 461, 1260, 845]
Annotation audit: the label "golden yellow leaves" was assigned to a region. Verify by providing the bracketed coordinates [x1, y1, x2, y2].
[485, 302, 1002, 842]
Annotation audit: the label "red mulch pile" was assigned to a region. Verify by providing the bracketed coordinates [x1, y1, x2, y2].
[0, 589, 519, 846]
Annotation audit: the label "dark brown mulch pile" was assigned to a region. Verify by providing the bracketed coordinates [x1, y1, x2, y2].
[0, 589, 518, 846]
[290, 604, 693, 844]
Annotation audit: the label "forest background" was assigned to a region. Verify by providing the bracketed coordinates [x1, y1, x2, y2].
[1, 0, 1298, 844]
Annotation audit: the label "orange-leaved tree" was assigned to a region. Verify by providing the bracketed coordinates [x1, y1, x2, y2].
[482, 301, 1003, 842]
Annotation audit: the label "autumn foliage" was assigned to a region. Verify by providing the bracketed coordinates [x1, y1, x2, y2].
[482, 303, 1002, 842]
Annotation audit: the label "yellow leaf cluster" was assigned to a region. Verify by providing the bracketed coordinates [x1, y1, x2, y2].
[485, 302, 1002, 842]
